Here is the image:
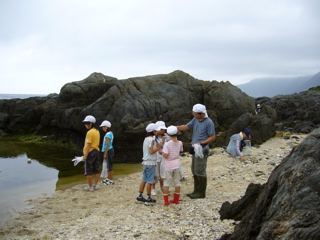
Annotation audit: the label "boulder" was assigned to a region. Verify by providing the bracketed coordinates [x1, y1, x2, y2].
[224, 104, 277, 146]
[0, 96, 48, 133]
[219, 127, 320, 240]
[62, 70, 258, 160]
[57, 72, 118, 107]
[258, 91, 320, 133]
[219, 183, 264, 221]
[0, 70, 276, 162]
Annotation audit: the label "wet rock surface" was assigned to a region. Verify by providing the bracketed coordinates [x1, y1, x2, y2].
[260, 91, 320, 133]
[219, 128, 320, 240]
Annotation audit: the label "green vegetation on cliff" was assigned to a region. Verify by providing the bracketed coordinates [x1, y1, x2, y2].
[309, 85, 320, 93]
[20, 135, 77, 151]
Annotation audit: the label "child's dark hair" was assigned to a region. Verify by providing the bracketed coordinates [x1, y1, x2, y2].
[146, 131, 155, 137]
[169, 134, 177, 137]
[84, 122, 96, 129]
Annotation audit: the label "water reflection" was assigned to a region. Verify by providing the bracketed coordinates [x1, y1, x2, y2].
[0, 153, 58, 227]
[0, 136, 142, 227]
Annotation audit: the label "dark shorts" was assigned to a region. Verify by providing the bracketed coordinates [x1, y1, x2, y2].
[84, 149, 100, 176]
[106, 148, 114, 172]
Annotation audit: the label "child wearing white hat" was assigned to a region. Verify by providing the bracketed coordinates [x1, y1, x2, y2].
[136, 123, 164, 205]
[161, 126, 183, 206]
[82, 115, 100, 192]
[151, 121, 169, 196]
[100, 120, 115, 185]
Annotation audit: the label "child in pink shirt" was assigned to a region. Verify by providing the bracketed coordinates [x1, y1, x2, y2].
[161, 126, 183, 205]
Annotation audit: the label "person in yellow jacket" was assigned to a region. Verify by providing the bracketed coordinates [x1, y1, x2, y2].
[82, 115, 100, 192]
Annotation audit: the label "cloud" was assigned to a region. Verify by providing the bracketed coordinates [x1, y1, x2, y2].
[0, 0, 319, 94]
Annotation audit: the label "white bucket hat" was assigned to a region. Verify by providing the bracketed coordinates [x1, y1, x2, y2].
[100, 120, 111, 128]
[156, 121, 167, 130]
[146, 123, 157, 132]
[167, 126, 178, 135]
[192, 104, 208, 118]
[83, 115, 96, 123]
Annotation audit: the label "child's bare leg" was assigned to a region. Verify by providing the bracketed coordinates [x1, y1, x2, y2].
[139, 181, 146, 193]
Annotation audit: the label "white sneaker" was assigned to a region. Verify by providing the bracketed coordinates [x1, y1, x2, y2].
[84, 186, 94, 192]
[181, 176, 188, 181]
[93, 185, 99, 190]
[103, 179, 114, 185]
[101, 178, 109, 184]
[151, 189, 157, 196]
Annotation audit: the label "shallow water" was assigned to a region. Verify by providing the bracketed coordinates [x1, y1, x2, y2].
[0, 93, 46, 99]
[0, 135, 142, 227]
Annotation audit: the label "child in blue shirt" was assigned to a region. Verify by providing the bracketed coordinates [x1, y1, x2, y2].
[100, 120, 115, 185]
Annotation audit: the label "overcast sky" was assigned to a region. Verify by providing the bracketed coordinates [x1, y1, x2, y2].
[1, 0, 319, 94]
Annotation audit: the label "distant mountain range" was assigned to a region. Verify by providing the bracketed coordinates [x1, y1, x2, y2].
[236, 72, 320, 98]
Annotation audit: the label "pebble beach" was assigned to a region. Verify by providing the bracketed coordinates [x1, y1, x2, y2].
[0, 133, 307, 240]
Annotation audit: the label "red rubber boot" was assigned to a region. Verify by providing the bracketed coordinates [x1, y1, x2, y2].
[164, 194, 170, 206]
[170, 193, 180, 204]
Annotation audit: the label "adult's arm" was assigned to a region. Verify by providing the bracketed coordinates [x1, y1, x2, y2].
[177, 125, 190, 132]
[199, 134, 216, 145]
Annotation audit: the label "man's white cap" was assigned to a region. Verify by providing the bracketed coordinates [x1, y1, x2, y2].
[155, 121, 167, 130]
[146, 123, 157, 132]
[83, 115, 96, 123]
[167, 126, 178, 135]
[100, 120, 111, 128]
[192, 104, 208, 118]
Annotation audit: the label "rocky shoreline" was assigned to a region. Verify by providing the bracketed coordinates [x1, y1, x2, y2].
[0, 134, 307, 240]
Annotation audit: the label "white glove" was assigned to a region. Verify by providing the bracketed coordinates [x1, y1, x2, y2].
[193, 144, 204, 158]
[71, 156, 84, 166]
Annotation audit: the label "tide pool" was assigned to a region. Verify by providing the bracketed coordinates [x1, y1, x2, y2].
[0, 136, 142, 227]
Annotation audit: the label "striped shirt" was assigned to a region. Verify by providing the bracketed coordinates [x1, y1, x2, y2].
[162, 140, 183, 170]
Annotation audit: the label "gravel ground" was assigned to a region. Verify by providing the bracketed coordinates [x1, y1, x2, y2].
[0, 134, 307, 240]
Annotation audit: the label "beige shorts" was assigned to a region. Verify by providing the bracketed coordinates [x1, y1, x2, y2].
[163, 169, 180, 187]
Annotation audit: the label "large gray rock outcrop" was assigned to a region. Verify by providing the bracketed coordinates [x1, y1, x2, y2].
[0, 94, 58, 133]
[258, 91, 320, 133]
[58, 72, 118, 107]
[223, 104, 277, 146]
[219, 127, 320, 240]
[0, 70, 276, 162]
